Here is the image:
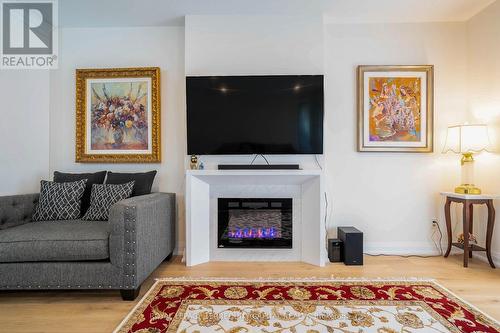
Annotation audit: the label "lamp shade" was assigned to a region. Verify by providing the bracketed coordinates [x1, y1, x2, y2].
[443, 124, 490, 154]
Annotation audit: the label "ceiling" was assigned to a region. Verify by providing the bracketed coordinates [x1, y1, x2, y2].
[59, 0, 496, 28]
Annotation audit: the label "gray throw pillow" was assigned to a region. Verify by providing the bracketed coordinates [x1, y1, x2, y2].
[82, 181, 135, 221]
[105, 171, 156, 197]
[32, 179, 87, 221]
[53, 171, 107, 215]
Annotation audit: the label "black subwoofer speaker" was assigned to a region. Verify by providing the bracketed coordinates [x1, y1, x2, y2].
[338, 226, 363, 265]
[327, 238, 342, 262]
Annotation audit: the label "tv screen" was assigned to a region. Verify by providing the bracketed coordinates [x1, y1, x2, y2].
[186, 75, 324, 155]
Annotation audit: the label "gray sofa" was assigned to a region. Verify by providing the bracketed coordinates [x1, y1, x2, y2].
[0, 192, 175, 300]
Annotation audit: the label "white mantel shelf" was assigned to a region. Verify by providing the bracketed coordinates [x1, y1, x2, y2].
[185, 169, 327, 267]
[186, 169, 322, 185]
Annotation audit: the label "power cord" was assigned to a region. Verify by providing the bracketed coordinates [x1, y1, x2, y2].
[250, 154, 270, 165]
[324, 192, 329, 251]
[431, 220, 444, 256]
[366, 221, 443, 259]
[365, 221, 444, 259]
[315, 154, 326, 250]
[314, 154, 323, 170]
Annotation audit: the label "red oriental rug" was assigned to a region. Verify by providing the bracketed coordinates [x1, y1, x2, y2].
[114, 278, 499, 333]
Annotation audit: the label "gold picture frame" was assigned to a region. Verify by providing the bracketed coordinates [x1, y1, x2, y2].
[75, 67, 161, 163]
[357, 65, 433, 152]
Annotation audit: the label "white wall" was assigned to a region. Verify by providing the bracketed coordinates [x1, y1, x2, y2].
[4, 10, 497, 261]
[184, 15, 327, 257]
[186, 16, 468, 255]
[184, 15, 325, 170]
[49, 27, 186, 250]
[324, 23, 468, 254]
[467, 0, 500, 263]
[185, 15, 324, 76]
[0, 71, 50, 195]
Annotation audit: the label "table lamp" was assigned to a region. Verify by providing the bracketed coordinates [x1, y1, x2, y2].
[443, 124, 490, 194]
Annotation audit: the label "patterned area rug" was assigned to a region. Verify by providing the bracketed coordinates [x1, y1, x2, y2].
[114, 279, 499, 333]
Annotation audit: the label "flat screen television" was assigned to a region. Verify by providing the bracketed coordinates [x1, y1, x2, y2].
[186, 75, 324, 155]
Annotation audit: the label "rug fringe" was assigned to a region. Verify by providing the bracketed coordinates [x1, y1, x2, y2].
[154, 276, 436, 283]
[432, 280, 500, 326]
[112, 279, 162, 333]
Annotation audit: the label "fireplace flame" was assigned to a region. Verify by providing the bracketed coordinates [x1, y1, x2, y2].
[228, 227, 279, 239]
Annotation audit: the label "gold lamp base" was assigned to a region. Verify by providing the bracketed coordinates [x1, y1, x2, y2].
[455, 184, 482, 195]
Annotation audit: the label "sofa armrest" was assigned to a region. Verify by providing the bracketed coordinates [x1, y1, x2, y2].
[0, 193, 39, 230]
[108, 192, 176, 288]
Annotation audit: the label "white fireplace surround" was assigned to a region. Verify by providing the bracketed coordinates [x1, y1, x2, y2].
[185, 169, 327, 266]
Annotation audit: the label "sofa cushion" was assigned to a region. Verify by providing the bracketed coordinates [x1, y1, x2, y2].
[0, 193, 39, 230]
[106, 171, 156, 196]
[0, 220, 109, 263]
[54, 171, 107, 215]
[32, 180, 87, 221]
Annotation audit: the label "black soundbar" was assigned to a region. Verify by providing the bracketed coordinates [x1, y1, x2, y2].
[218, 164, 300, 170]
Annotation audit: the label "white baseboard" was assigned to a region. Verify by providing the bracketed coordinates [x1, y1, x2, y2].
[364, 242, 440, 256]
[365, 241, 499, 267]
[172, 242, 499, 268]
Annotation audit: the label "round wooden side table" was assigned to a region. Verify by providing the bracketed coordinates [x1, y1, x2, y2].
[440, 192, 498, 268]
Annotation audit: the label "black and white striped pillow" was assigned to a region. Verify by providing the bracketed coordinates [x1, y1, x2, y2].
[32, 179, 87, 221]
[82, 181, 135, 221]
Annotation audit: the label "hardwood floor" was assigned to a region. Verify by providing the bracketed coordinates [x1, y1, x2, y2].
[0, 255, 499, 333]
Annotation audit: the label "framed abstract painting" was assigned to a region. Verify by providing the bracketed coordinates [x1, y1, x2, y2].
[75, 67, 161, 163]
[357, 65, 433, 152]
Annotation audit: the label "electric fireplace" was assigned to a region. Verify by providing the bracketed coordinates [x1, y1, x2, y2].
[217, 198, 292, 249]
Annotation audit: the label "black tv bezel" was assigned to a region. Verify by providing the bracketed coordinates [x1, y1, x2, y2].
[186, 74, 325, 155]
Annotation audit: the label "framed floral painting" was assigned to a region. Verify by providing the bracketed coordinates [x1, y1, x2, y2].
[75, 67, 161, 163]
[357, 65, 433, 152]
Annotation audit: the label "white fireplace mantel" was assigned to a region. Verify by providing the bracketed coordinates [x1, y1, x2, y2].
[185, 169, 327, 266]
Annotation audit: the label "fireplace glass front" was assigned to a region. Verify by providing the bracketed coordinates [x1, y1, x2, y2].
[217, 198, 292, 249]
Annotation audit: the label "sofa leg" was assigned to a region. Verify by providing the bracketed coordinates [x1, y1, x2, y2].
[164, 252, 173, 262]
[120, 286, 141, 301]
